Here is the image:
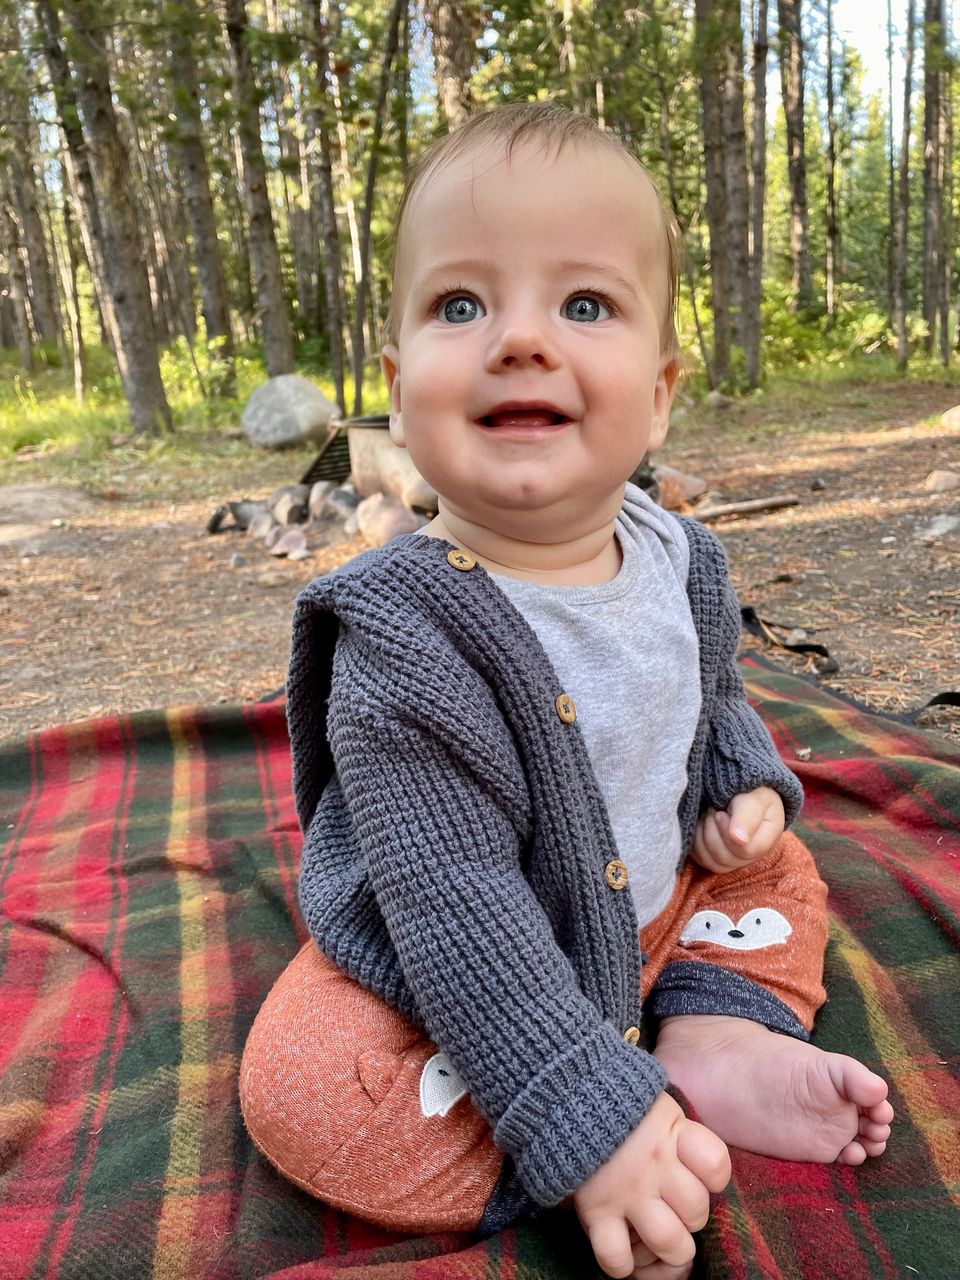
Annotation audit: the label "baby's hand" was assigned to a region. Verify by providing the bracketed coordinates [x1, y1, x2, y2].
[691, 787, 785, 874]
[573, 1092, 730, 1278]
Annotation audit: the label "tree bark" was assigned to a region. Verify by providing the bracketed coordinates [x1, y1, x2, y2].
[825, 0, 838, 322]
[165, 0, 236, 392]
[306, 0, 346, 412]
[894, 0, 916, 369]
[777, 0, 813, 309]
[886, 0, 896, 325]
[56, 0, 172, 434]
[351, 0, 404, 415]
[695, 0, 731, 385]
[0, 181, 35, 369]
[424, 0, 478, 129]
[223, 0, 296, 376]
[921, 0, 944, 354]
[58, 156, 85, 400]
[720, 3, 750, 347]
[746, 0, 768, 389]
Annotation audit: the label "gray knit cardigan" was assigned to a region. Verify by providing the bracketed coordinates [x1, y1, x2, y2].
[287, 516, 803, 1214]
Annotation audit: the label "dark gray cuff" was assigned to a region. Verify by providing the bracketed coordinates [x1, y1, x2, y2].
[647, 961, 809, 1040]
[494, 1024, 667, 1206]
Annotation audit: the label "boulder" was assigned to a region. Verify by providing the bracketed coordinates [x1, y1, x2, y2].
[348, 422, 428, 499]
[271, 485, 310, 525]
[308, 480, 337, 520]
[923, 469, 960, 494]
[941, 405, 960, 430]
[356, 493, 426, 547]
[653, 464, 708, 510]
[241, 375, 338, 450]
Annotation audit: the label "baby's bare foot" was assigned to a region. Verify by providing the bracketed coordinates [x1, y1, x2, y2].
[654, 1015, 893, 1166]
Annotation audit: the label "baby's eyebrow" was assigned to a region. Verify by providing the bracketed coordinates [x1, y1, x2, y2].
[553, 261, 641, 299]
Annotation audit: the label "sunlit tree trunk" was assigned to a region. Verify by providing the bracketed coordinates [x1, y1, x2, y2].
[351, 0, 404, 414]
[424, 0, 479, 129]
[894, 0, 916, 369]
[223, 0, 296, 376]
[921, 0, 944, 354]
[825, 0, 838, 322]
[746, 0, 768, 389]
[56, 0, 172, 434]
[695, 0, 731, 384]
[777, 0, 813, 309]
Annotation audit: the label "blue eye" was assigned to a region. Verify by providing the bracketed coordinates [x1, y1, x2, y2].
[440, 295, 484, 324]
[564, 295, 610, 322]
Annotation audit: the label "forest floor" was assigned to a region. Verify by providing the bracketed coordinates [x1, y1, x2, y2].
[1, 376, 958, 746]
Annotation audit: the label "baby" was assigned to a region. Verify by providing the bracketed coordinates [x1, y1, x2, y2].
[240, 104, 893, 1280]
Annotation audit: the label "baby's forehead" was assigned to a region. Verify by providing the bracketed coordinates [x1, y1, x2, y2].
[395, 138, 668, 287]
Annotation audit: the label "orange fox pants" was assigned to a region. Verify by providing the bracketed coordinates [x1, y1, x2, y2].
[239, 831, 827, 1233]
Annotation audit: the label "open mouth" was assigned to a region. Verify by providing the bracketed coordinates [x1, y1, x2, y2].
[479, 407, 571, 429]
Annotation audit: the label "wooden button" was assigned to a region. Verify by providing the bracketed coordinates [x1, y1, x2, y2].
[555, 693, 576, 723]
[604, 859, 629, 890]
[623, 1026, 641, 1046]
[447, 548, 476, 571]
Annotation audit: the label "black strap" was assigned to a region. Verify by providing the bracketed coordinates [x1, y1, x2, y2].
[741, 606, 958, 722]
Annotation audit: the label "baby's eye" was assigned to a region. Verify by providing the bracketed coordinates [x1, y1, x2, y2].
[439, 295, 485, 324]
[564, 295, 611, 323]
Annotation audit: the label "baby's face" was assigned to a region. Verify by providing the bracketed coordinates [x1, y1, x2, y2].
[381, 140, 677, 538]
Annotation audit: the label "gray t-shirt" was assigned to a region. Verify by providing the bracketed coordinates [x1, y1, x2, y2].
[489, 485, 701, 925]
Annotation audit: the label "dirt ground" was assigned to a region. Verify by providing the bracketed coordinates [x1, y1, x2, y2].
[1, 379, 958, 746]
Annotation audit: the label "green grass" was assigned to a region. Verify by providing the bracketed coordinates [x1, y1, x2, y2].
[0, 343, 390, 501]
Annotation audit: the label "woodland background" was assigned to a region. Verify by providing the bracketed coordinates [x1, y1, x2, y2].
[0, 0, 959, 447]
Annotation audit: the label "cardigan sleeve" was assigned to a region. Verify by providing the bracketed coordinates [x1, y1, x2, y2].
[326, 691, 668, 1208]
[697, 540, 804, 825]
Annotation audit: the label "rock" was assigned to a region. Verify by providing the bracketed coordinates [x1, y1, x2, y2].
[264, 524, 287, 549]
[923, 469, 960, 494]
[356, 493, 426, 546]
[941, 405, 960, 430]
[401, 474, 439, 512]
[706, 390, 733, 410]
[229, 552, 246, 569]
[326, 486, 361, 519]
[810, 477, 827, 491]
[288, 547, 311, 562]
[348, 421, 428, 499]
[247, 510, 275, 540]
[228, 499, 267, 530]
[273, 491, 309, 525]
[918, 514, 960, 542]
[652, 464, 708, 510]
[241, 374, 339, 450]
[308, 480, 337, 520]
[344, 511, 359, 537]
[270, 527, 308, 557]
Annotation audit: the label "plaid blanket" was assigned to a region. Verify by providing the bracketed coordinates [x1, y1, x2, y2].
[1, 655, 957, 1280]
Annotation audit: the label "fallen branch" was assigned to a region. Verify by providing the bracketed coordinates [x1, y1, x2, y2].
[693, 493, 801, 521]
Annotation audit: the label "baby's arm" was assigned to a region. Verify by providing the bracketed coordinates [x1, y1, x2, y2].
[574, 1093, 730, 1278]
[690, 785, 785, 873]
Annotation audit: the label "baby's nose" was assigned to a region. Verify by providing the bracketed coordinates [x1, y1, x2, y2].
[486, 315, 558, 370]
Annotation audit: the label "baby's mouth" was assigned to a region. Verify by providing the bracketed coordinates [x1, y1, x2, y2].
[479, 407, 571, 430]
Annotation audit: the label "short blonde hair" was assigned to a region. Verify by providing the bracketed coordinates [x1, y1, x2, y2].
[383, 103, 682, 358]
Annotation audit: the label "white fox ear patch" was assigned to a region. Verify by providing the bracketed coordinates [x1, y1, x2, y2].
[419, 1052, 468, 1118]
[680, 908, 793, 950]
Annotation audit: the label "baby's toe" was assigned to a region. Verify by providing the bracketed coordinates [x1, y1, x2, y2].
[865, 1098, 895, 1126]
[837, 1139, 867, 1166]
[858, 1137, 888, 1158]
[859, 1116, 891, 1144]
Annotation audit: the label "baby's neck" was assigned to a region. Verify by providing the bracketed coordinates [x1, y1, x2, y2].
[421, 505, 623, 586]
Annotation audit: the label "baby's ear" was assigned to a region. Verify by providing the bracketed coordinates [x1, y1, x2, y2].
[649, 354, 680, 450]
[380, 344, 404, 447]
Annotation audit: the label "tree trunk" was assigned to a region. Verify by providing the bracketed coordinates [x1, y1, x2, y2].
[424, 0, 478, 129]
[327, 2, 365, 374]
[938, 40, 951, 363]
[559, 0, 584, 111]
[165, 0, 236, 393]
[777, 0, 813, 309]
[0, 182, 35, 369]
[34, 0, 121, 361]
[56, 0, 172, 434]
[695, 0, 731, 385]
[921, 0, 944, 354]
[825, 0, 838, 322]
[306, 0, 346, 413]
[720, 3, 750, 348]
[351, 0, 404, 415]
[886, 0, 896, 326]
[223, 0, 296, 376]
[746, 0, 768, 389]
[58, 157, 85, 400]
[894, 0, 916, 369]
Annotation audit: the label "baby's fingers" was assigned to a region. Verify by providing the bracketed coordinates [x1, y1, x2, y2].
[628, 1202, 696, 1268]
[676, 1122, 731, 1194]
[586, 1217, 636, 1279]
